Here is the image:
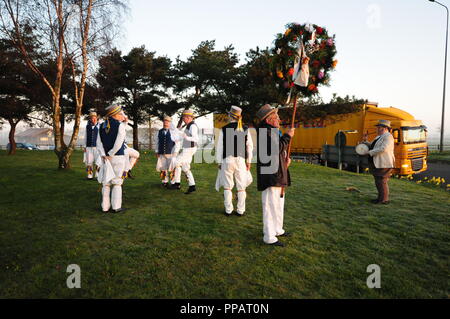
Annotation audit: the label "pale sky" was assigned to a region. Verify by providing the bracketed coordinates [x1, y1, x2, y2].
[117, 0, 450, 137]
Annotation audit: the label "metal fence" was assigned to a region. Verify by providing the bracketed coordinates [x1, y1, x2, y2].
[428, 145, 450, 151]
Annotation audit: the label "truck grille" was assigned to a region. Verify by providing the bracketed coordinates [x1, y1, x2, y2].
[407, 147, 427, 159]
[411, 158, 424, 171]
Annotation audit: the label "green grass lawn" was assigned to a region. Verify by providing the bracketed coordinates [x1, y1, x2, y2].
[0, 150, 449, 298]
[428, 150, 450, 164]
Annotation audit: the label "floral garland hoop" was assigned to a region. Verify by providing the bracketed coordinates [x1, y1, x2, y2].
[270, 22, 338, 100]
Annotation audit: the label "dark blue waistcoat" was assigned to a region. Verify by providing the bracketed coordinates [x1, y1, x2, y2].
[158, 129, 175, 154]
[99, 118, 126, 156]
[86, 122, 98, 147]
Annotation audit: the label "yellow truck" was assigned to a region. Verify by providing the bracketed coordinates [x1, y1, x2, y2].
[213, 103, 428, 175]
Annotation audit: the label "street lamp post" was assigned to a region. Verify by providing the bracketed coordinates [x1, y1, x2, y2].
[429, 0, 448, 152]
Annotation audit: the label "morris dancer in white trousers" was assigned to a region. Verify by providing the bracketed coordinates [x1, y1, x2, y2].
[216, 106, 253, 216]
[155, 115, 177, 187]
[170, 109, 198, 194]
[84, 111, 99, 180]
[96, 105, 128, 213]
[124, 145, 140, 179]
[122, 115, 140, 179]
[256, 104, 295, 247]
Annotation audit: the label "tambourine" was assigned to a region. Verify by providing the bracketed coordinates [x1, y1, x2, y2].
[355, 143, 370, 155]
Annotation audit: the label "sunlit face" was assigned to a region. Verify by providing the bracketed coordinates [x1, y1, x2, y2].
[163, 120, 171, 129]
[90, 116, 98, 125]
[112, 112, 126, 122]
[376, 126, 388, 136]
[183, 115, 193, 124]
[265, 112, 280, 128]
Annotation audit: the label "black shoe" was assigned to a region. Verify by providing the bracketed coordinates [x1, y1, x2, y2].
[184, 185, 196, 194]
[267, 241, 284, 247]
[235, 211, 244, 217]
[224, 211, 232, 216]
[380, 201, 390, 205]
[127, 170, 135, 179]
[111, 208, 127, 214]
[87, 177, 94, 180]
[371, 199, 380, 204]
[99, 208, 109, 213]
[162, 183, 168, 188]
[278, 231, 291, 237]
[169, 183, 181, 190]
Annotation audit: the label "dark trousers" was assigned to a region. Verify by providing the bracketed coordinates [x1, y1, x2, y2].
[372, 168, 393, 202]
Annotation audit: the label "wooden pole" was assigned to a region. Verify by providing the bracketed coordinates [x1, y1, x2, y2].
[281, 94, 298, 198]
[287, 95, 298, 158]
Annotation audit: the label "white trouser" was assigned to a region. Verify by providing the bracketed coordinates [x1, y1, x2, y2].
[157, 154, 173, 183]
[222, 156, 248, 214]
[174, 147, 197, 186]
[102, 155, 125, 211]
[85, 147, 98, 178]
[262, 187, 285, 244]
[125, 147, 140, 172]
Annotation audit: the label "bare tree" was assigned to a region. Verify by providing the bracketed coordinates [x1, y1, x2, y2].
[0, 0, 127, 168]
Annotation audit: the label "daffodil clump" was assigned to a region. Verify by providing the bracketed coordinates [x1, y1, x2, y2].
[395, 174, 449, 191]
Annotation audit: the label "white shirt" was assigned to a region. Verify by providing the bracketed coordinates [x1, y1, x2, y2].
[170, 122, 199, 148]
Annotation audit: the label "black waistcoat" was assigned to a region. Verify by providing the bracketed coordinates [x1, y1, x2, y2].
[221, 122, 248, 159]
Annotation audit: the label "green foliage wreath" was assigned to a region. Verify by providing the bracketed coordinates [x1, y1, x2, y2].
[270, 22, 338, 99]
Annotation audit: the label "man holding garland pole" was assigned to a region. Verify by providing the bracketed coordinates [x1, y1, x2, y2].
[256, 104, 294, 247]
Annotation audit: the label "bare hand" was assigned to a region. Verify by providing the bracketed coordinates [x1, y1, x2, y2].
[287, 158, 292, 167]
[362, 132, 368, 142]
[286, 128, 295, 137]
[218, 164, 221, 170]
[246, 163, 251, 171]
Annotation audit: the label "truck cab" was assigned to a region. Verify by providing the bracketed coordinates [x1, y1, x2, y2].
[363, 105, 428, 175]
[389, 122, 427, 175]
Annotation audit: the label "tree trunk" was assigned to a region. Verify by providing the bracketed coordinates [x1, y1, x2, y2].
[60, 111, 66, 148]
[148, 116, 152, 150]
[133, 122, 139, 151]
[57, 148, 72, 169]
[7, 120, 18, 155]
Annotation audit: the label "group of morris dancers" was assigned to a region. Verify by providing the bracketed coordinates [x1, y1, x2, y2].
[84, 104, 295, 246]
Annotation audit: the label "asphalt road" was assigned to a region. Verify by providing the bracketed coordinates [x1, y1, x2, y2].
[416, 162, 450, 182]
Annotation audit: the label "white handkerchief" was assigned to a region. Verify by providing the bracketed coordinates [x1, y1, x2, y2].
[97, 159, 115, 184]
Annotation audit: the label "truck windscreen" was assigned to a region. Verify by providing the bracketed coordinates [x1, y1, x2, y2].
[402, 126, 427, 144]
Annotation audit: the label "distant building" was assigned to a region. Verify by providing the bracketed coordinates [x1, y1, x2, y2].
[15, 128, 72, 147]
[16, 128, 53, 145]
